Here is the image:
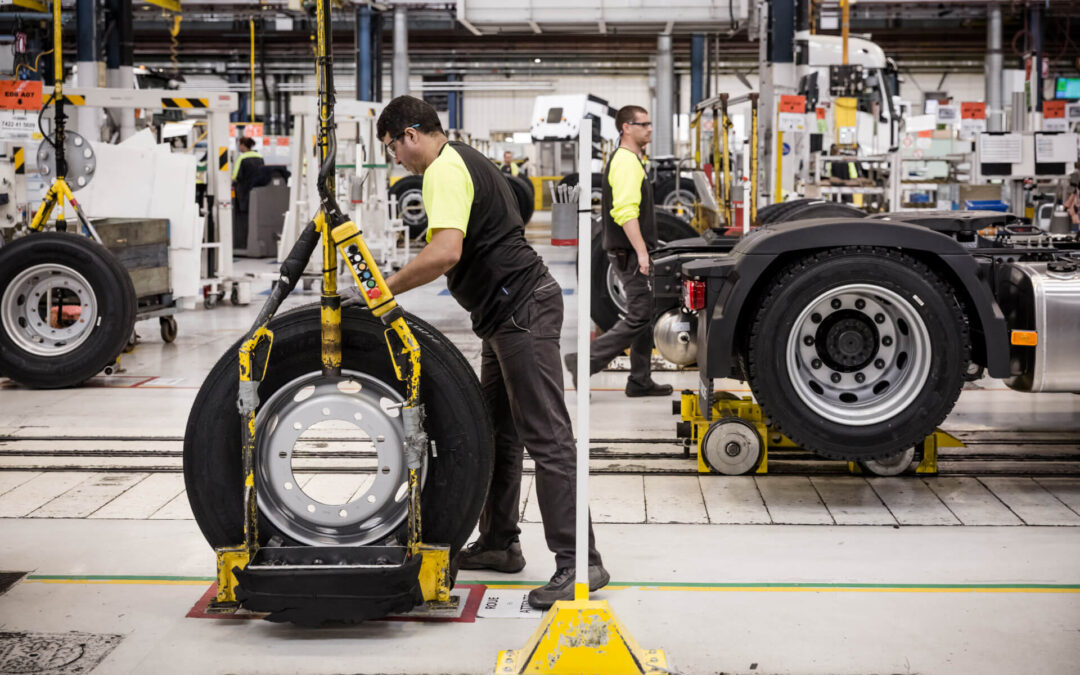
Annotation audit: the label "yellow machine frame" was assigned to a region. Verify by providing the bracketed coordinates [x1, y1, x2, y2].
[210, 0, 449, 612]
[677, 390, 960, 476]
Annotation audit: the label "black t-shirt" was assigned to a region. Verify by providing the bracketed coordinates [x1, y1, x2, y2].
[423, 141, 546, 339]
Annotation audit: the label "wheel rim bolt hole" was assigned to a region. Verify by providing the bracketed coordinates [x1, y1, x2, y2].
[831, 299, 842, 310]
[855, 299, 866, 310]
[830, 373, 841, 384]
[855, 372, 866, 384]
[882, 336, 893, 347]
[811, 358, 822, 370]
[874, 358, 885, 369]
[803, 335, 814, 346]
[874, 313, 885, 324]
[811, 312, 822, 324]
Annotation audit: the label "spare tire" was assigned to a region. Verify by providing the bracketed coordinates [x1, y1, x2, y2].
[505, 174, 535, 225]
[388, 175, 426, 240]
[0, 232, 136, 388]
[591, 210, 698, 331]
[183, 304, 495, 563]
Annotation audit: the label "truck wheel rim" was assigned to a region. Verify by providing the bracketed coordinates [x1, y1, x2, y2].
[605, 237, 673, 317]
[661, 188, 695, 221]
[786, 283, 931, 427]
[255, 371, 425, 546]
[398, 189, 425, 227]
[1, 263, 99, 357]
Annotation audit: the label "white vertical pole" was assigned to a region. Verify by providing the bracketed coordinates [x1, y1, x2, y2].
[574, 119, 593, 601]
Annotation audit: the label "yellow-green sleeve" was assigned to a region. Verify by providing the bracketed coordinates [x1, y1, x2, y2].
[422, 147, 473, 242]
[609, 149, 646, 226]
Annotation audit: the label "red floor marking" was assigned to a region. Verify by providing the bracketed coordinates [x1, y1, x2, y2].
[187, 582, 486, 623]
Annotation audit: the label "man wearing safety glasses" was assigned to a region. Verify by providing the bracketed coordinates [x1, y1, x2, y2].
[370, 95, 608, 609]
[565, 105, 673, 398]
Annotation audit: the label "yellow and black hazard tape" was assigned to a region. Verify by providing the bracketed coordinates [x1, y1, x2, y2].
[218, 146, 228, 171]
[162, 97, 209, 109]
[13, 147, 24, 175]
[62, 95, 86, 106]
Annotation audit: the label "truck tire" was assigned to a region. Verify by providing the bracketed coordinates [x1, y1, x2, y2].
[505, 174, 535, 225]
[0, 232, 137, 388]
[183, 304, 495, 561]
[756, 198, 815, 225]
[591, 211, 697, 331]
[780, 201, 866, 221]
[746, 247, 969, 461]
[654, 177, 696, 223]
[388, 175, 426, 240]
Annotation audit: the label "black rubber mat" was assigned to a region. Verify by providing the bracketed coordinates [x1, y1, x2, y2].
[0, 572, 25, 595]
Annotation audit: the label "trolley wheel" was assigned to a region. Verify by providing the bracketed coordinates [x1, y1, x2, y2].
[858, 446, 916, 476]
[203, 291, 217, 310]
[160, 316, 178, 343]
[963, 361, 984, 382]
[700, 417, 763, 475]
[230, 286, 240, 306]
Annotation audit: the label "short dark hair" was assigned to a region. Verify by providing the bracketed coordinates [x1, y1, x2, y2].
[616, 105, 647, 134]
[377, 95, 444, 141]
[237, 136, 255, 150]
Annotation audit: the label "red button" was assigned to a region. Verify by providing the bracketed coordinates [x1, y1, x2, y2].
[367, 288, 382, 299]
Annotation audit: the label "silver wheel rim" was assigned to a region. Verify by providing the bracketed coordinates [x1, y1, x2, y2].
[786, 283, 931, 427]
[397, 189, 425, 228]
[661, 188, 695, 221]
[1, 263, 99, 357]
[861, 446, 916, 476]
[255, 371, 424, 546]
[605, 237, 671, 317]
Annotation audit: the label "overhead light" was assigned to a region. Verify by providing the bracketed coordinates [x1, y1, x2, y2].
[534, 58, 541, 64]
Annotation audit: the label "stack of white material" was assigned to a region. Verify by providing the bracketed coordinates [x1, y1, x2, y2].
[77, 129, 202, 309]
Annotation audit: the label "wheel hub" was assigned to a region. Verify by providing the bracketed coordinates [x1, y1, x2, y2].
[818, 310, 878, 371]
[255, 371, 423, 546]
[787, 284, 932, 427]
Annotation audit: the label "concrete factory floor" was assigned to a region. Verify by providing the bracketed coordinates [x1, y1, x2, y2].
[0, 219, 1078, 674]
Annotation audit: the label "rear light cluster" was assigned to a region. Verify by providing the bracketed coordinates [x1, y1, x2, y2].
[682, 279, 706, 311]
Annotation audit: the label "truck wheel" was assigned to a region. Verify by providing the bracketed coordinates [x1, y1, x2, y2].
[505, 174, 535, 225]
[780, 202, 866, 221]
[747, 247, 969, 461]
[389, 175, 427, 240]
[183, 304, 494, 557]
[756, 198, 815, 225]
[654, 177, 696, 223]
[591, 211, 697, 331]
[0, 232, 136, 388]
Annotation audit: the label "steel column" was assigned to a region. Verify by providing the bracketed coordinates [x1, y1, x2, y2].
[1030, 3, 1043, 114]
[986, 4, 1003, 131]
[117, 0, 135, 140]
[356, 4, 373, 101]
[76, 0, 98, 140]
[655, 34, 674, 156]
[392, 6, 409, 98]
[690, 34, 705, 111]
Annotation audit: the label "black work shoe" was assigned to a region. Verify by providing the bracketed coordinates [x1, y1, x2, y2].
[563, 353, 578, 389]
[625, 379, 674, 397]
[527, 564, 611, 609]
[454, 540, 526, 573]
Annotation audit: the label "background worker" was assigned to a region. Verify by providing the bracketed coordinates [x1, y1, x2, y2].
[500, 150, 519, 176]
[368, 96, 608, 609]
[231, 136, 264, 250]
[564, 105, 673, 398]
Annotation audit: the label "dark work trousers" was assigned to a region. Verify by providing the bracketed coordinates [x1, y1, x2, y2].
[589, 250, 654, 384]
[477, 273, 602, 570]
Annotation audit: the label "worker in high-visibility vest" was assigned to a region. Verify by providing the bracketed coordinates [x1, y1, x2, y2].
[231, 136, 264, 250]
[499, 150, 519, 177]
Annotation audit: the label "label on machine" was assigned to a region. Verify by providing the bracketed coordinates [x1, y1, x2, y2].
[778, 95, 807, 133]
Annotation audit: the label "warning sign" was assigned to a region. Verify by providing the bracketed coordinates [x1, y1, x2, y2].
[960, 101, 987, 136]
[229, 122, 265, 139]
[778, 95, 807, 133]
[1043, 100, 1067, 132]
[0, 80, 43, 111]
